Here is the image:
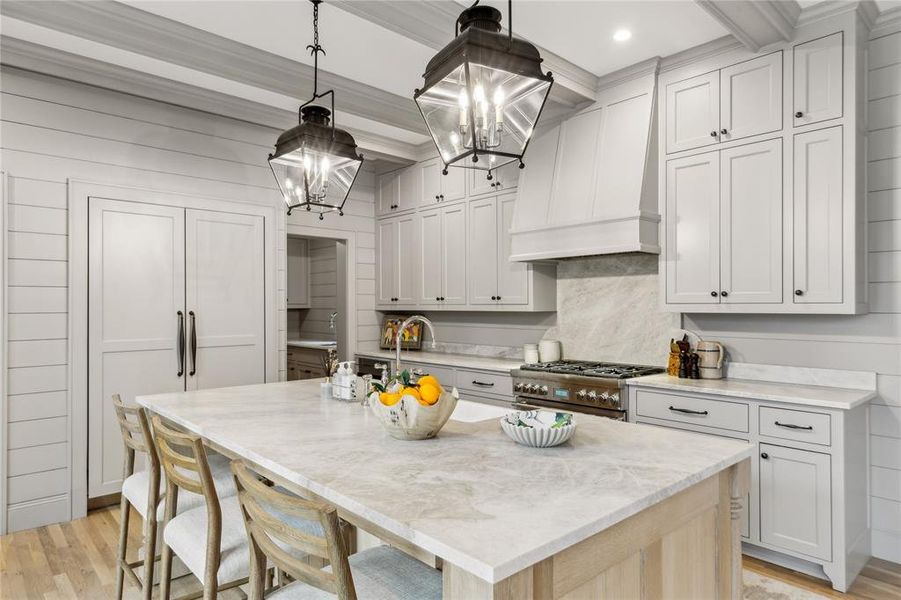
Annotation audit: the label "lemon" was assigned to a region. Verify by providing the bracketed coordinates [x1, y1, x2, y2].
[379, 391, 401, 406]
[417, 375, 442, 390]
[400, 386, 422, 403]
[419, 383, 441, 405]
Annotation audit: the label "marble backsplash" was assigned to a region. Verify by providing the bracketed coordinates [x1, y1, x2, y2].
[541, 253, 680, 367]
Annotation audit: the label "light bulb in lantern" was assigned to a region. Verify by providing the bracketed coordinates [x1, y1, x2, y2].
[493, 87, 505, 127]
[303, 154, 312, 173]
[450, 131, 460, 146]
[458, 88, 469, 128]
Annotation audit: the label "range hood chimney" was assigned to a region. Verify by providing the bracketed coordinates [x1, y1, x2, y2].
[509, 60, 660, 261]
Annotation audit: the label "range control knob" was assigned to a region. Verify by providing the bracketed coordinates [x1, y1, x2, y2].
[600, 391, 610, 400]
[540, 385, 549, 396]
[514, 382, 524, 392]
[527, 384, 538, 394]
[576, 389, 588, 400]
[609, 393, 621, 408]
[587, 391, 599, 403]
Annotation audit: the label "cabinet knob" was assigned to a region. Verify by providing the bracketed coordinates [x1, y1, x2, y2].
[497, 295, 502, 300]
[436, 297, 441, 301]
[720, 291, 729, 297]
[491, 296, 496, 300]
[435, 195, 440, 200]
[440, 194, 445, 200]
[440, 296, 445, 301]
[794, 289, 804, 296]
[710, 291, 718, 297]
[710, 131, 718, 138]
[720, 128, 728, 135]
[795, 111, 803, 118]
[761, 452, 769, 459]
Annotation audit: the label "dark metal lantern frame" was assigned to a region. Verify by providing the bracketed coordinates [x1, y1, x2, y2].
[414, 1, 554, 178]
[268, 0, 364, 219]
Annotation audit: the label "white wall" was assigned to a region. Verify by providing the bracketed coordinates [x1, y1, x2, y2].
[688, 31, 901, 563]
[295, 238, 339, 340]
[0, 66, 296, 532]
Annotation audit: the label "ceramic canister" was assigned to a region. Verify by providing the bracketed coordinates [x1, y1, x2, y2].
[523, 344, 540, 364]
[696, 340, 725, 379]
[538, 340, 561, 363]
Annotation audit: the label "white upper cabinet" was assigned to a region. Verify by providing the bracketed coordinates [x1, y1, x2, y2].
[666, 71, 720, 154]
[421, 159, 442, 206]
[666, 52, 782, 153]
[396, 166, 420, 213]
[665, 151, 720, 304]
[417, 208, 443, 305]
[793, 126, 843, 304]
[376, 218, 397, 305]
[395, 213, 419, 305]
[467, 197, 499, 305]
[496, 194, 528, 305]
[793, 33, 843, 126]
[759, 444, 832, 561]
[720, 53, 783, 142]
[421, 158, 466, 207]
[468, 160, 519, 198]
[441, 203, 467, 305]
[286, 237, 310, 309]
[720, 139, 783, 304]
[377, 171, 399, 216]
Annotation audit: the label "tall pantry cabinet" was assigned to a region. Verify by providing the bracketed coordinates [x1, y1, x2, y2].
[659, 20, 866, 315]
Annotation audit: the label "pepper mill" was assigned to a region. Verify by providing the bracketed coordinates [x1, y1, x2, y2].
[678, 351, 689, 378]
[689, 353, 701, 379]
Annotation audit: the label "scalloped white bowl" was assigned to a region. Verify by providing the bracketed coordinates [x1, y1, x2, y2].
[500, 410, 576, 448]
[369, 388, 459, 440]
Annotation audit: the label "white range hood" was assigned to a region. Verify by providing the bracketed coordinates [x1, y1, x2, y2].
[510, 61, 660, 261]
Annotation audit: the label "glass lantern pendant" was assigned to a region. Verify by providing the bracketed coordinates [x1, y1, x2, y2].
[269, 0, 363, 219]
[414, 0, 553, 179]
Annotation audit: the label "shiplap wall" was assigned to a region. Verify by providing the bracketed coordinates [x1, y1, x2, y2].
[0, 67, 381, 532]
[689, 31, 901, 564]
[297, 239, 339, 340]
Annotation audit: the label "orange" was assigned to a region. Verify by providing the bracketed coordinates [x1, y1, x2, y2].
[419, 383, 441, 405]
[400, 387, 422, 403]
[379, 392, 401, 406]
[417, 375, 442, 390]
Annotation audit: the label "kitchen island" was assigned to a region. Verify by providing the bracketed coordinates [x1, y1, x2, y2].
[138, 379, 752, 599]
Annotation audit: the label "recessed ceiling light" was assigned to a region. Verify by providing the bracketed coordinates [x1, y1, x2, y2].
[613, 29, 632, 42]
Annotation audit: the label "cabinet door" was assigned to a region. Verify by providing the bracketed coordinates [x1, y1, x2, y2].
[493, 160, 520, 193]
[468, 168, 495, 198]
[665, 152, 721, 304]
[376, 219, 397, 304]
[396, 165, 421, 212]
[497, 193, 529, 305]
[759, 444, 832, 560]
[793, 32, 842, 126]
[550, 107, 603, 223]
[720, 139, 783, 303]
[418, 209, 443, 305]
[185, 210, 266, 392]
[396, 213, 419, 306]
[421, 159, 442, 206]
[468, 196, 499, 304]
[441, 204, 468, 305]
[287, 237, 310, 308]
[720, 52, 782, 142]
[377, 171, 399, 216]
[666, 71, 720, 154]
[793, 126, 843, 303]
[442, 164, 466, 202]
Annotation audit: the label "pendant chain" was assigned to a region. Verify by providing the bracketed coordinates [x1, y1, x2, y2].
[307, 0, 325, 97]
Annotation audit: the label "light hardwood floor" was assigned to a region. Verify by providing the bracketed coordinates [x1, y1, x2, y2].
[1, 506, 899, 599]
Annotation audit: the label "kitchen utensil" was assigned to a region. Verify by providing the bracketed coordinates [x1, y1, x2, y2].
[667, 339, 681, 376]
[697, 340, 725, 379]
[538, 340, 562, 363]
[500, 410, 576, 448]
[523, 343, 540, 364]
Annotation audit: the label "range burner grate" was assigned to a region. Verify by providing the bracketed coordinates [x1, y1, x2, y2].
[520, 360, 664, 379]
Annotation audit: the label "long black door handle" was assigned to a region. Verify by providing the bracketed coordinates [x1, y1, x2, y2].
[177, 311, 185, 377]
[669, 406, 709, 416]
[189, 311, 197, 376]
[775, 421, 813, 430]
[472, 380, 495, 387]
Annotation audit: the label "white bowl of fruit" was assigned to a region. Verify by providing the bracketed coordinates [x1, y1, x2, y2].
[368, 370, 458, 441]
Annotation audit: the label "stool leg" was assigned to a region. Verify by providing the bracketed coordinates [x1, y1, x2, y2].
[159, 483, 178, 600]
[143, 510, 158, 600]
[115, 495, 132, 600]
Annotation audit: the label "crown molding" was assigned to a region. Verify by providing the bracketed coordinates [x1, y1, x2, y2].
[659, 35, 745, 74]
[695, 0, 798, 52]
[595, 57, 661, 92]
[796, 0, 871, 28]
[328, 0, 598, 105]
[0, 0, 428, 137]
[0, 37, 421, 163]
[872, 5, 901, 37]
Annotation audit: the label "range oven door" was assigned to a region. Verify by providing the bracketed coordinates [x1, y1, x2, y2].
[513, 397, 626, 421]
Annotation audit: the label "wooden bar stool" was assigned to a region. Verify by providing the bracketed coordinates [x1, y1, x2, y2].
[231, 460, 442, 600]
[153, 415, 262, 600]
[112, 393, 161, 600]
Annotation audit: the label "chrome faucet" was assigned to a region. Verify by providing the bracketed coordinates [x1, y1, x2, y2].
[395, 315, 437, 373]
[328, 311, 338, 331]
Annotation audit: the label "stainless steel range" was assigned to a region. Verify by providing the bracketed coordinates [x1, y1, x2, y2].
[511, 360, 665, 420]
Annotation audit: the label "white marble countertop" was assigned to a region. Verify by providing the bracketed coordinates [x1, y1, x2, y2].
[287, 339, 336, 350]
[355, 349, 521, 373]
[625, 373, 876, 410]
[138, 380, 751, 583]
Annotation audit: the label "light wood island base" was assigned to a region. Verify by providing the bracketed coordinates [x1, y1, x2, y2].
[443, 461, 750, 600]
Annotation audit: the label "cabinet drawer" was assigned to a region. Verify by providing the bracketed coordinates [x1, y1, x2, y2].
[405, 362, 456, 388]
[456, 368, 513, 398]
[635, 389, 749, 433]
[759, 406, 831, 446]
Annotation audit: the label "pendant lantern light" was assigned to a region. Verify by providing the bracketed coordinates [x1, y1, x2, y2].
[414, 0, 553, 179]
[269, 0, 363, 219]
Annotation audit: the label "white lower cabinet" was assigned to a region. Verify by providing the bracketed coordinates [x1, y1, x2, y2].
[627, 384, 868, 592]
[759, 444, 832, 561]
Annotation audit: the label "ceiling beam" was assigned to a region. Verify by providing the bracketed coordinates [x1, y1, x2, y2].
[694, 0, 800, 52]
[0, 0, 429, 137]
[0, 36, 422, 164]
[328, 0, 598, 106]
